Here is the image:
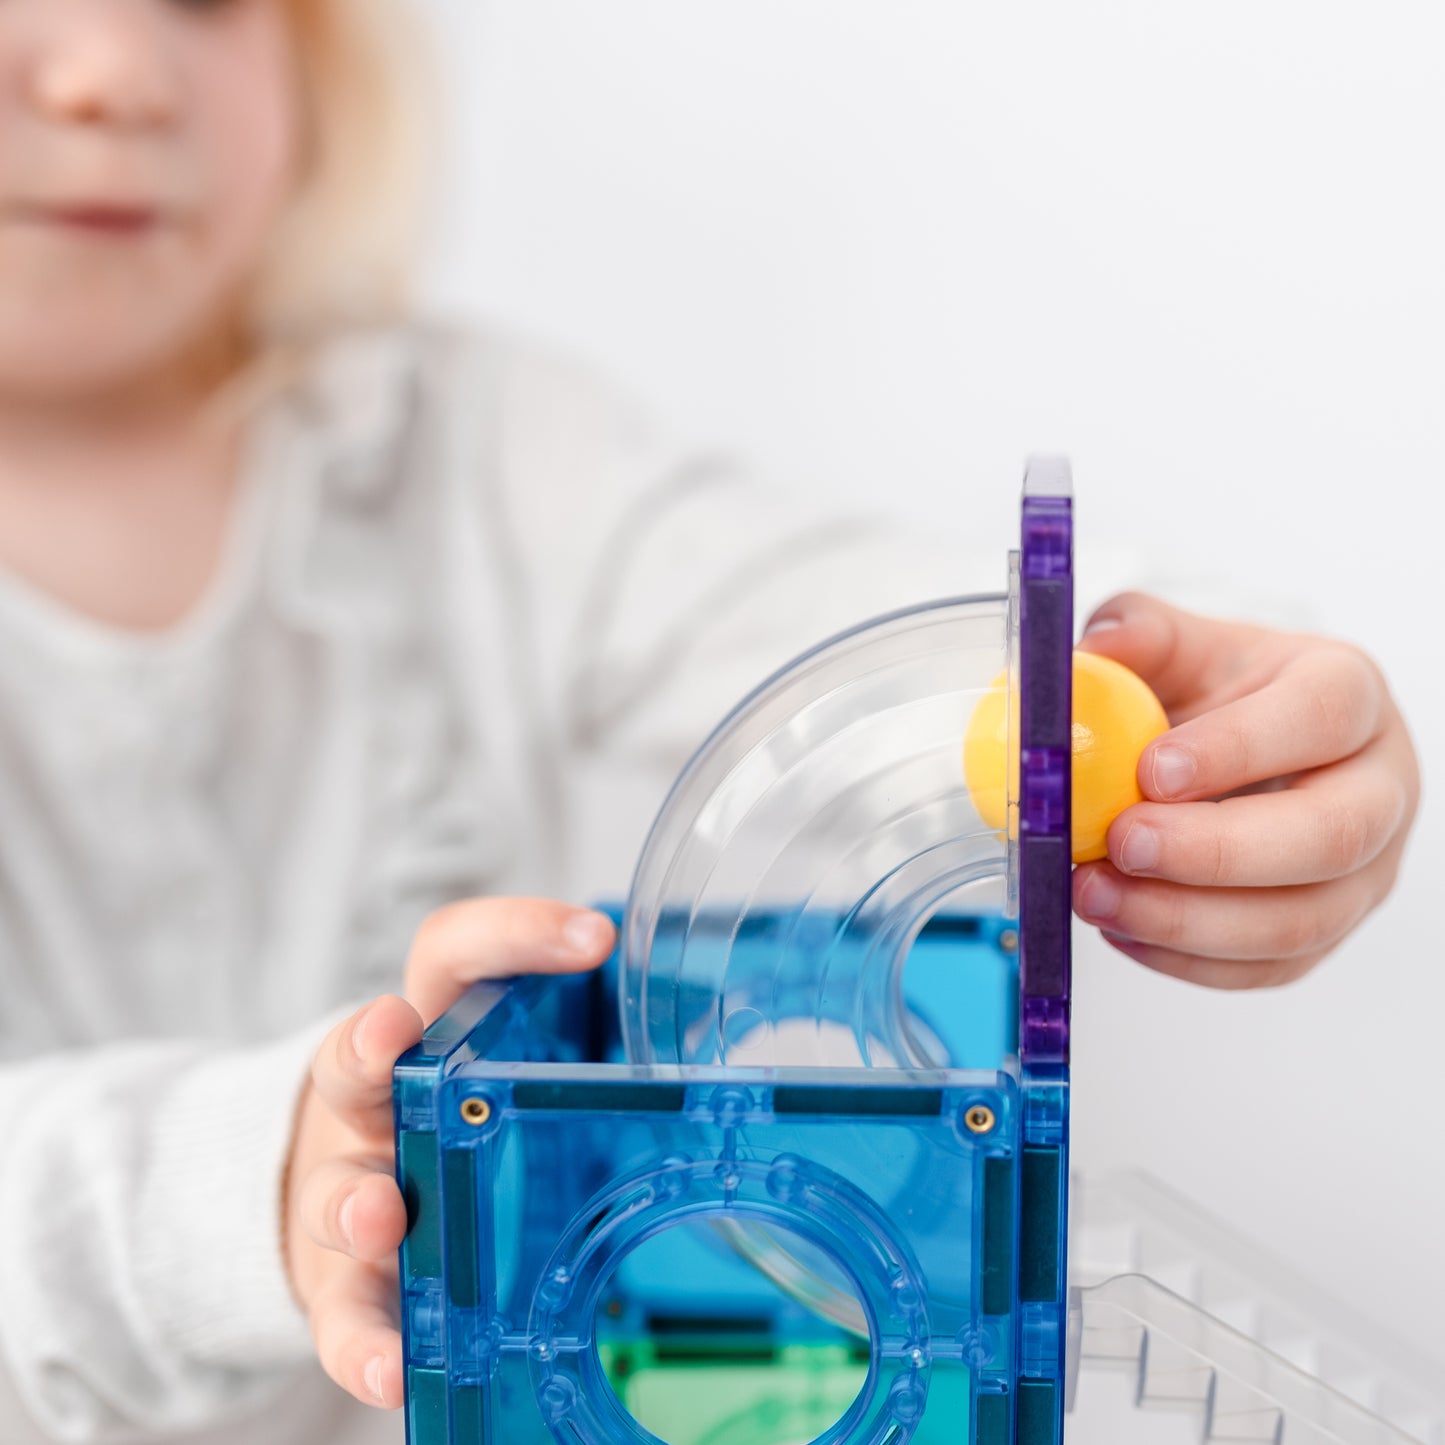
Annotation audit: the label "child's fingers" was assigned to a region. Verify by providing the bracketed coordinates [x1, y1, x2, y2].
[1072, 859, 1389, 963]
[1135, 645, 1386, 803]
[312, 995, 424, 1143]
[1077, 592, 1256, 710]
[1096, 932, 1328, 991]
[1105, 739, 1409, 888]
[309, 1264, 404, 1409]
[405, 897, 616, 1024]
[299, 1157, 407, 1263]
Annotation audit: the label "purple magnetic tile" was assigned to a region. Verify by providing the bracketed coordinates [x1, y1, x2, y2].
[1021, 498, 1073, 581]
[1019, 467, 1074, 1066]
[1021, 996, 1070, 1068]
[1021, 748, 1068, 835]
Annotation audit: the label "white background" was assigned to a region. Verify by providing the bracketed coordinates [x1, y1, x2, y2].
[413, 1, 1445, 1388]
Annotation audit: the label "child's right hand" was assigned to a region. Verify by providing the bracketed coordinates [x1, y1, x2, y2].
[282, 898, 617, 1408]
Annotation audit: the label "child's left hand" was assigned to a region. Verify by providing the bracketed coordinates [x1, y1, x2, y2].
[283, 898, 617, 1409]
[1072, 593, 1420, 988]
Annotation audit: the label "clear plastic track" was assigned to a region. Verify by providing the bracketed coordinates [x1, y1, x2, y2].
[619, 588, 1019, 1073]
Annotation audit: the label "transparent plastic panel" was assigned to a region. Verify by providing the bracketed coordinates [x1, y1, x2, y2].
[394, 948, 1033, 1445]
[619, 592, 1018, 1073]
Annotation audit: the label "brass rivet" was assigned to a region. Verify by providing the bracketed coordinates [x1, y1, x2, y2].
[460, 1096, 493, 1126]
[964, 1105, 996, 1135]
[999, 929, 1019, 954]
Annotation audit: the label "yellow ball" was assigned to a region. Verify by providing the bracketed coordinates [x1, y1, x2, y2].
[962, 652, 1169, 863]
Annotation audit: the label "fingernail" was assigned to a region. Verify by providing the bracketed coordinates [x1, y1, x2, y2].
[364, 1355, 385, 1403]
[1150, 745, 1196, 798]
[1077, 868, 1122, 921]
[338, 1193, 357, 1248]
[1118, 822, 1160, 874]
[562, 910, 615, 956]
[1083, 614, 1122, 636]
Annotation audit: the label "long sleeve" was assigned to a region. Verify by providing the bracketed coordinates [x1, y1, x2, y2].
[480, 334, 1021, 894]
[0, 1024, 325, 1441]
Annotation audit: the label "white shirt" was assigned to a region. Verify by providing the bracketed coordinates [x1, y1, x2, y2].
[0, 323, 986, 1443]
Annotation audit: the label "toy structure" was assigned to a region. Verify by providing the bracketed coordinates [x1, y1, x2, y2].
[394, 464, 1442, 1445]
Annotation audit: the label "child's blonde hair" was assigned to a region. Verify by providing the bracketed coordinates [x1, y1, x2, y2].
[250, 0, 432, 344]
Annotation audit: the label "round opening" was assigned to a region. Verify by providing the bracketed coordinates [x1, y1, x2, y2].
[594, 1216, 873, 1445]
[894, 876, 1014, 1072]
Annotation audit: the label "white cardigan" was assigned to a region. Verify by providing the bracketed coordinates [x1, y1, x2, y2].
[0, 324, 989, 1443]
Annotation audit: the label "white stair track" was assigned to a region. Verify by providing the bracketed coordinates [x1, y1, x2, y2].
[1069, 1174, 1443, 1442]
[1067, 1359, 1203, 1445]
[1073, 1275, 1427, 1445]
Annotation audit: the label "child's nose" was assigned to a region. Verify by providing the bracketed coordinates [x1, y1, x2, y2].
[27, 1, 179, 131]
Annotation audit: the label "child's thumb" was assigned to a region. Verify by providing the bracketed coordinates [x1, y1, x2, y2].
[403, 897, 615, 1024]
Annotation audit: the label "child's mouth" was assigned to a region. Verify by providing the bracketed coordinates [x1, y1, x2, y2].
[7, 201, 167, 238]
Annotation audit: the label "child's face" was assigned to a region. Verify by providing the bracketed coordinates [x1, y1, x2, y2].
[0, 0, 303, 402]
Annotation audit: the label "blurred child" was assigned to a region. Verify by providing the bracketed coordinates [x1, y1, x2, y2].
[0, 2, 1419, 1442]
